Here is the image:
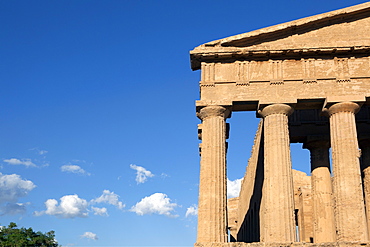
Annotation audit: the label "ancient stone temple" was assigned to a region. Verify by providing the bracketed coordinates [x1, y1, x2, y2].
[190, 2, 370, 247]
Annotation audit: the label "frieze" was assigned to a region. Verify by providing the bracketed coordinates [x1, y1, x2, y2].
[200, 57, 370, 84]
[302, 58, 316, 83]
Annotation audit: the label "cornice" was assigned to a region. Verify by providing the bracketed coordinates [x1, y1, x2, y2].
[190, 46, 370, 70]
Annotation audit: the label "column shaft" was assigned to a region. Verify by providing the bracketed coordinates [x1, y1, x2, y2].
[196, 105, 229, 243]
[259, 104, 296, 242]
[327, 102, 368, 241]
[304, 140, 336, 243]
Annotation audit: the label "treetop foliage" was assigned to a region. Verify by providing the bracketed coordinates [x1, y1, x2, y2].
[0, 222, 59, 247]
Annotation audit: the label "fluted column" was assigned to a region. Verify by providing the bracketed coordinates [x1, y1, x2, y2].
[259, 104, 296, 242]
[303, 140, 335, 243]
[360, 139, 370, 237]
[325, 102, 368, 241]
[196, 105, 230, 243]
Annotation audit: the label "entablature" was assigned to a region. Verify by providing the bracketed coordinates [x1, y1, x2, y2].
[196, 55, 370, 111]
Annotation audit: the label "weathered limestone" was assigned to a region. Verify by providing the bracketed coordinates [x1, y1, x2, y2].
[325, 102, 368, 241]
[360, 139, 370, 237]
[292, 170, 313, 243]
[228, 197, 239, 242]
[297, 186, 313, 243]
[197, 105, 230, 243]
[236, 120, 264, 243]
[259, 104, 296, 242]
[303, 140, 335, 243]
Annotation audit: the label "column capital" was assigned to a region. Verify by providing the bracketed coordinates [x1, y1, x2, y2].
[258, 103, 294, 118]
[324, 102, 360, 116]
[303, 139, 330, 151]
[197, 105, 231, 120]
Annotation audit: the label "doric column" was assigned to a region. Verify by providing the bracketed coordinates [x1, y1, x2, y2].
[325, 102, 368, 241]
[259, 104, 296, 242]
[360, 139, 370, 237]
[196, 105, 230, 243]
[303, 140, 335, 243]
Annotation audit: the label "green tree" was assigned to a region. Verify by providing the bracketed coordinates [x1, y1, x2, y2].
[0, 222, 59, 247]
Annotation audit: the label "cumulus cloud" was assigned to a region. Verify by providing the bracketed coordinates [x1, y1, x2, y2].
[0, 173, 35, 215]
[81, 232, 98, 240]
[3, 158, 36, 167]
[91, 206, 108, 216]
[0, 173, 36, 204]
[61, 165, 90, 175]
[129, 164, 154, 184]
[36, 190, 125, 218]
[35, 195, 89, 218]
[227, 178, 243, 199]
[130, 193, 178, 217]
[91, 190, 125, 209]
[185, 204, 198, 217]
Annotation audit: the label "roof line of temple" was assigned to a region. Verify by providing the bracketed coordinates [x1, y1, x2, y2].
[192, 45, 370, 58]
[200, 2, 370, 48]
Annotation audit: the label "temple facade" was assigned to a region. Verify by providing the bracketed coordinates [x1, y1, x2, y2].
[190, 2, 370, 246]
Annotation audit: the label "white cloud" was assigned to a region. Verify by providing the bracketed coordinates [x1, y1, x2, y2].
[185, 204, 198, 217]
[36, 190, 125, 218]
[81, 232, 98, 240]
[91, 206, 108, 216]
[129, 164, 154, 184]
[91, 190, 125, 209]
[3, 158, 36, 167]
[227, 178, 243, 199]
[0, 173, 36, 204]
[130, 193, 178, 217]
[35, 195, 88, 218]
[61, 165, 90, 175]
[0, 173, 35, 215]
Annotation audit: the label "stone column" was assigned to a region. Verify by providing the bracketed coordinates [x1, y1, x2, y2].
[259, 104, 296, 242]
[303, 140, 335, 243]
[325, 102, 368, 241]
[360, 139, 370, 237]
[196, 105, 230, 243]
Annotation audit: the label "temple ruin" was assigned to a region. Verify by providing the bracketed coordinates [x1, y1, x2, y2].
[190, 2, 370, 246]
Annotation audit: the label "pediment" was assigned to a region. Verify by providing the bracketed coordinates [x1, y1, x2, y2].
[191, 2, 370, 70]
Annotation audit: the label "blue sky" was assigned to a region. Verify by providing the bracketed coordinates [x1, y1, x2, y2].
[0, 1, 367, 246]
